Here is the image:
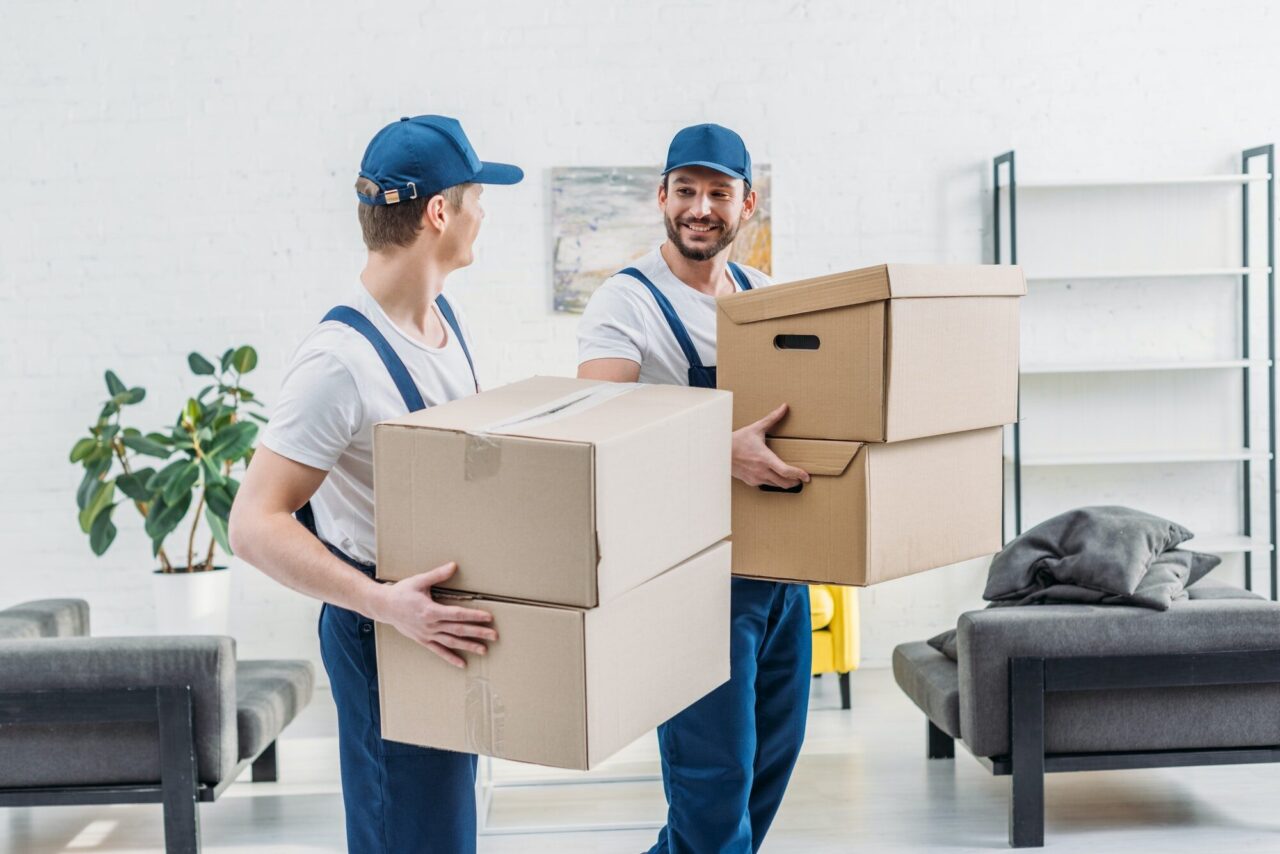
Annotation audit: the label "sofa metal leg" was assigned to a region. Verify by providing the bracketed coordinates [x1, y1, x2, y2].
[252, 741, 279, 783]
[156, 685, 201, 854]
[927, 721, 955, 759]
[839, 672, 851, 710]
[1009, 657, 1045, 848]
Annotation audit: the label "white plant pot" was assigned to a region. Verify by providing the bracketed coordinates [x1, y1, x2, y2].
[152, 566, 232, 636]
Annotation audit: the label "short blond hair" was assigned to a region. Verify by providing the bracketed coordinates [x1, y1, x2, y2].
[355, 177, 468, 251]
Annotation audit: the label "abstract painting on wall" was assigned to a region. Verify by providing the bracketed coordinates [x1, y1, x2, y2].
[551, 165, 772, 313]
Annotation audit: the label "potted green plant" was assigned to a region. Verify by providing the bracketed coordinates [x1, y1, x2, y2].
[69, 346, 265, 634]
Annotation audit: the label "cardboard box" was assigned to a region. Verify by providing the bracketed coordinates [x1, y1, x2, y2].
[717, 264, 1025, 442]
[731, 427, 1002, 586]
[376, 540, 732, 770]
[374, 376, 731, 608]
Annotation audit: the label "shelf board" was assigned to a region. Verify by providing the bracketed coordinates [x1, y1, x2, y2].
[1011, 448, 1272, 467]
[1027, 267, 1269, 282]
[1004, 174, 1271, 190]
[1021, 359, 1270, 375]
[1183, 534, 1275, 554]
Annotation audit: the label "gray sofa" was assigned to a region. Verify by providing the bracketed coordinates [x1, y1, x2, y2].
[0, 598, 315, 853]
[893, 578, 1280, 847]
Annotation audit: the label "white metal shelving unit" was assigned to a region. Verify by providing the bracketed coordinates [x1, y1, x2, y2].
[993, 148, 1278, 597]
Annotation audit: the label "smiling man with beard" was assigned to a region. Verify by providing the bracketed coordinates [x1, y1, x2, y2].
[577, 123, 812, 853]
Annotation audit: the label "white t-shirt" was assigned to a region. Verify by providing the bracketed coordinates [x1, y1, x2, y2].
[260, 285, 478, 564]
[576, 246, 770, 386]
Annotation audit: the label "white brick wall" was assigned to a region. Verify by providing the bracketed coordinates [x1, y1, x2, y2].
[4, 0, 1280, 675]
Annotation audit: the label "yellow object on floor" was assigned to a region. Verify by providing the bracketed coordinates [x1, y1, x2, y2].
[810, 584, 860, 709]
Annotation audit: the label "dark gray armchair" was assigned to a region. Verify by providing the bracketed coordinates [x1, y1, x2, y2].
[0, 599, 315, 853]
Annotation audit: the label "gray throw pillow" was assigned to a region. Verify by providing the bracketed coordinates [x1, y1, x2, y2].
[984, 506, 1193, 601]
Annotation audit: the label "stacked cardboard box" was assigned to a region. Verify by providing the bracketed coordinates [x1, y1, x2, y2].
[717, 263, 1025, 586]
[372, 376, 733, 769]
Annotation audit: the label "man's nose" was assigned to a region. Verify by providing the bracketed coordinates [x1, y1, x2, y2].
[691, 194, 712, 216]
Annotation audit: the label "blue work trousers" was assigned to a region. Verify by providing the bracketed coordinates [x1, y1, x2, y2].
[648, 577, 812, 853]
[319, 598, 478, 853]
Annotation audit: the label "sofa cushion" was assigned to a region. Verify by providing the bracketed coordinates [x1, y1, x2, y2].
[0, 599, 89, 639]
[1186, 577, 1264, 601]
[892, 642, 961, 739]
[0, 636, 238, 787]
[957, 594, 1280, 757]
[236, 660, 316, 761]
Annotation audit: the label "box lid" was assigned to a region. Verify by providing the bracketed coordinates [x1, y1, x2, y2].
[717, 263, 1027, 325]
[767, 437, 860, 477]
[379, 375, 726, 445]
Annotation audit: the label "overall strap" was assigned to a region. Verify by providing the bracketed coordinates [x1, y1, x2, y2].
[618, 267, 706, 370]
[321, 306, 426, 413]
[727, 262, 754, 291]
[434, 293, 479, 392]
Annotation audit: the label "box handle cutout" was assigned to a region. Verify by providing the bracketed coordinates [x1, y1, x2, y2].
[773, 334, 820, 350]
[759, 482, 804, 494]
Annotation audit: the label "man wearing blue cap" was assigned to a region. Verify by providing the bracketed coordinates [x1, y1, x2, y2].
[230, 115, 522, 854]
[577, 124, 812, 853]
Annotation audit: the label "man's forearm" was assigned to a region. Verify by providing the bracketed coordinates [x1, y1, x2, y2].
[235, 512, 387, 620]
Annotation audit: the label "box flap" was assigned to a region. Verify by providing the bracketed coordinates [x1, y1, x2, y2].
[766, 437, 861, 476]
[380, 376, 607, 432]
[716, 264, 1026, 326]
[717, 266, 892, 324]
[884, 264, 1027, 298]
[379, 376, 727, 447]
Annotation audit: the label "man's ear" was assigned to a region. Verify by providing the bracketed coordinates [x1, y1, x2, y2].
[421, 194, 448, 233]
[740, 187, 758, 222]
[657, 180, 668, 211]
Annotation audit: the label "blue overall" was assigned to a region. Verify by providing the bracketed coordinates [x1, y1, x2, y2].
[299, 296, 480, 854]
[620, 264, 813, 854]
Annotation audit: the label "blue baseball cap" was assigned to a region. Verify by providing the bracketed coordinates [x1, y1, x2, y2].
[357, 115, 523, 206]
[663, 123, 752, 187]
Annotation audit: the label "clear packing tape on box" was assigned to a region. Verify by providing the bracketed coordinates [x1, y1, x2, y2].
[461, 383, 639, 481]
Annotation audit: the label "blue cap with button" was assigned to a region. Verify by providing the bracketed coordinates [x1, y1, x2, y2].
[357, 115, 523, 206]
[663, 123, 752, 187]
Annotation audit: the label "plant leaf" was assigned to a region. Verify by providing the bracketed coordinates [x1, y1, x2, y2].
[204, 482, 234, 517]
[182, 398, 202, 428]
[162, 461, 201, 505]
[147, 490, 191, 545]
[70, 437, 96, 463]
[105, 370, 126, 397]
[147, 459, 189, 492]
[76, 459, 110, 511]
[232, 346, 258, 374]
[125, 387, 145, 404]
[188, 352, 217, 375]
[89, 505, 118, 556]
[205, 505, 233, 557]
[207, 421, 258, 463]
[116, 468, 157, 502]
[78, 479, 115, 533]
[247, 411, 269, 423]
[99, 401, 118, 420]
[201, 456, 226, 487]
[123, 434, 172, 458]
[220, 348, 235, 373]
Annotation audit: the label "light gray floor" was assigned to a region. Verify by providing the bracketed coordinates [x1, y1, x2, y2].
[5, 668, 1280, 852]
